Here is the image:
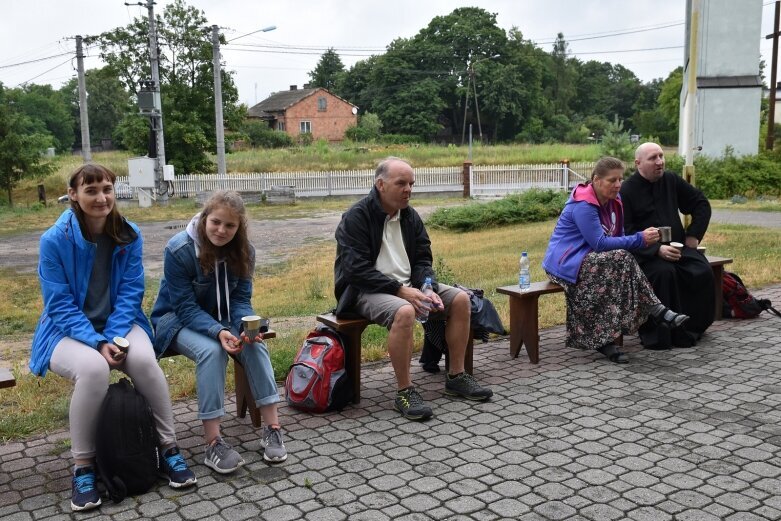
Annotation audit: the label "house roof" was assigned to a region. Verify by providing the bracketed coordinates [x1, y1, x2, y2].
[247, 87, 358, 118]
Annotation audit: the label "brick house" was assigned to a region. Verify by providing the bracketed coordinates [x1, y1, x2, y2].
[247, 85, 358, 142]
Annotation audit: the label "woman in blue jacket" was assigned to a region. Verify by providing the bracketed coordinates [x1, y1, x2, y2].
[31, 164, 195, 512]
[151, 191, 286, 474]
[542, 157, 689, 363]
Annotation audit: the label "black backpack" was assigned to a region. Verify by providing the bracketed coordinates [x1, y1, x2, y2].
[723, 271, 781, 319]
[95, 378, 161, 503]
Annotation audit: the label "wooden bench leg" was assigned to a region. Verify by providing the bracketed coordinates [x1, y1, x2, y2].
[712, 264, 724, 320]
[341, 325, 367, 404]
[233, 358, 262, 428]
[508, 294, 541, 364]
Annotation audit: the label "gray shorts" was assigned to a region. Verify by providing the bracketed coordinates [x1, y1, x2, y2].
[354, 283, 464, 328]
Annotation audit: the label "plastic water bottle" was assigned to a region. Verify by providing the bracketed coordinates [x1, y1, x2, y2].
[519, 251, 531, 291]
[417, 277, 434, 323]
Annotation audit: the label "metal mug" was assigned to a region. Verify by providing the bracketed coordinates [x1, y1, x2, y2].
[241, 315, 270, 340]
[658, 226, 672, 243]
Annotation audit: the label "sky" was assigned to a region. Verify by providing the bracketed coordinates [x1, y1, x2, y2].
[1, 0, 778, 108]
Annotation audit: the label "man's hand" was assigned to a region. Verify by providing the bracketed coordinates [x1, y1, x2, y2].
[397, 286, 442, 316]
[658, 244, 681, 262]
[684, 236, 699, 248]
[240, 332, 264, 345]
[218, 329, 243, 355]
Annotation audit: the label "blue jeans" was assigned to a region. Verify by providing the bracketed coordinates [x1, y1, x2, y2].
[173, 327, 280, 420]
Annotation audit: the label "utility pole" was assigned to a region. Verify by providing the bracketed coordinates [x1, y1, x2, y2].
[75, 35, 91, 163]
[212, 25, 227, 180]
[460, 54, 499, 145]
[766, 0, 781, 150]
[144, 0, 167, 202]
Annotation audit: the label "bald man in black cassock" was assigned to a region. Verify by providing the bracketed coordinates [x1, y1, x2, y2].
[619, 143, 714, 349]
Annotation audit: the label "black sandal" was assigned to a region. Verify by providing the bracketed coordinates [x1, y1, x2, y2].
[598, 343, 629, 364]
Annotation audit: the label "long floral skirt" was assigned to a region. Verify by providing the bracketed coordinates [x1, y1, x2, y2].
[547, 249, 660, 351]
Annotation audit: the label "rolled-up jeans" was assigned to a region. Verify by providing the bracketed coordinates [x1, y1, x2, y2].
[172, 327, 280, 420]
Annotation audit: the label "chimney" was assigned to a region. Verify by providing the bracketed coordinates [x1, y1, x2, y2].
[289, 85, 297, 91]
[303, 83, 311, 89]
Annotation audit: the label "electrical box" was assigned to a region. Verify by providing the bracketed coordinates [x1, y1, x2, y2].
[127, 157, 156, 188]
[163, 164, 175, 181]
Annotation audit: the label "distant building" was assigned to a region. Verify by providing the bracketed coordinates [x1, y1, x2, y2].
[247, 85, 358, 142]
[679, 0, 762, 158]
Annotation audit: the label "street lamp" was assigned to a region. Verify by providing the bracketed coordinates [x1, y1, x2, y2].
[214, 24, 277, 179]
[461, 54, 500, 145]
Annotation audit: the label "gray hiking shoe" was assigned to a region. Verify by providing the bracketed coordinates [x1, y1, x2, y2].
[445, 372, 493, 401]
[394, 387, 433, 421]
[204, 436, 244, 474]
[261, 426, 288, 463]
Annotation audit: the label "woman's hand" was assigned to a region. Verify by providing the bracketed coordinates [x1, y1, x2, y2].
[240, 332, 264, 345]
[642, 227, 660, 245]
[218, 329, 243, 355]
[99, 342, 124, 367]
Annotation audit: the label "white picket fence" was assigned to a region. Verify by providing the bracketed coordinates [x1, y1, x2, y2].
[115, 161, 594, 200]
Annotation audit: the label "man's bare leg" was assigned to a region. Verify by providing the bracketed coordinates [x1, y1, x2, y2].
[444, 291, 470, 375]
[387, 304, 416, 389]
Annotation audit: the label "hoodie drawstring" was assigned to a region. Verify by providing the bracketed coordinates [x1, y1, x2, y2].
[214, 260, 230, 322]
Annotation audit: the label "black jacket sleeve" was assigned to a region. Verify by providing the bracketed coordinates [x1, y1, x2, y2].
[675, 174, 711, 241]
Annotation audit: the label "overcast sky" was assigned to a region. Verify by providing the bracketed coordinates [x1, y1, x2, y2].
[1, 1, 777, 107]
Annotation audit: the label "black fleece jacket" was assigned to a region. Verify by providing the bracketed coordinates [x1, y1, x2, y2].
[334, 187, 436, 316]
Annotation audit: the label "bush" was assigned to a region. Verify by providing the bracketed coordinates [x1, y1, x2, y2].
[427, 189, 567, 232]
[345, 125, 374, 142]
[240, 121, 293, 148]
[380, 133, 424, 145]
[599, 116, 634, 161]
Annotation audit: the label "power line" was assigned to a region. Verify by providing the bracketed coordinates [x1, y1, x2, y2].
[533, 21, 684, 45]
[0, 52, 73, 70]
[571, 45, 683, 56]
[15, 57, 73, 87]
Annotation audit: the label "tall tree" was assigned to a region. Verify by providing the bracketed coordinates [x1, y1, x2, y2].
[91, 0, 241, 173]
[309, 48, 345, 91]
[549, 33, 578, 115]
[62, 67, 132, 146]
[0, 84, 54, 204]
[7, 84, 74, 152]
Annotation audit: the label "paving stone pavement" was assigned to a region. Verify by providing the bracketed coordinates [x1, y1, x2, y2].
[2, 284, 781, 520]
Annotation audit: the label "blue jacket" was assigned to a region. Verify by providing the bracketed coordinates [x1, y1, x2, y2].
[150, 220, 256, 356]
[542, 184, 645, 284]
[30, 209, 152, 376]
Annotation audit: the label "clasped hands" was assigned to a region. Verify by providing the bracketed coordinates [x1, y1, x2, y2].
[397, 285, 444, 317]
[219, 329, 264, 355]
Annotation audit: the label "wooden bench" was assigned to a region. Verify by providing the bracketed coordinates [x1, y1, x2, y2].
[497, 255, 733, 364]
[161, 330, 276, 428]
[315, 313, 474, 404]
[0, 367, 15, 389]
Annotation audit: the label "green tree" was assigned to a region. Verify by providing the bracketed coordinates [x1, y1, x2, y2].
[91, 0, 242, 173]
[658, 67, 683, 129]
[549, 33, 578, 115]
[8, 84, 74, 152]
[0, 85, 54, 204]
[62, 67, 132, 146]
[309, 48, 345, 91]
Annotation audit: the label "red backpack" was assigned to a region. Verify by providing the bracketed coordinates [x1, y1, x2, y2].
[722, 271, 781, 319]
[285, 325, 353, 412]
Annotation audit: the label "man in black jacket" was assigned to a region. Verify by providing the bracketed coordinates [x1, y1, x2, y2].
[334, 157, 492, 420]
[620, 142, 714, 349]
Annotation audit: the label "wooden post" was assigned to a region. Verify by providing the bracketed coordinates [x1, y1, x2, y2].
[37, 184, 46, 206]
[462, 161, 472, 198]
[766, 1, 781, 150]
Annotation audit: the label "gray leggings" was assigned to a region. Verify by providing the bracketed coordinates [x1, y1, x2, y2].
[49, 324, 176, 460]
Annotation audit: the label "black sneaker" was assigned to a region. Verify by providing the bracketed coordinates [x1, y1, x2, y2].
[445, 372, 493, 401]
[71, 466, 101, 512]
[161, 446, 197, 488]
[394, 387, 433, 421]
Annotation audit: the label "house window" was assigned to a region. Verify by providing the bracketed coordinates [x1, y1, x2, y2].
[317, 97, 327, 111]
[300, 121, 311, 133]
[277, 121, 286, 131]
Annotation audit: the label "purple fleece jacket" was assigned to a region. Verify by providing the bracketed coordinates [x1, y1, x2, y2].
[541, 183, 645, 284]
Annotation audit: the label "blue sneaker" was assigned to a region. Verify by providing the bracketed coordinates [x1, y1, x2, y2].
[161, 446, 197, 488]
[71, 466, 101, 511]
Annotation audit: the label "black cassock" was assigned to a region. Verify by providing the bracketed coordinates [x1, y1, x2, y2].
[620, 170, 714, 348]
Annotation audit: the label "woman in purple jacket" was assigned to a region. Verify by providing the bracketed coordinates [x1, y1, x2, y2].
[542, 157, 689, 363]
